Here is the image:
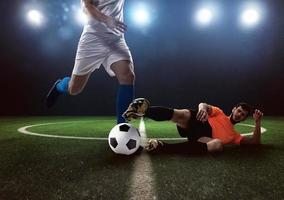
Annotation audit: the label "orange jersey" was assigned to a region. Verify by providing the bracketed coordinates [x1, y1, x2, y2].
[207, 106, 243, 144]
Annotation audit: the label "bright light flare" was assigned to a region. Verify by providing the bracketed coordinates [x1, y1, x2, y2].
[241, 9, 260, 27]
[27, 9, 44, 26]
[76, 10, 88, 25]
[130, 3, 151, 27]
[195, 8, 213, 25]
[239, 2, 264, 29]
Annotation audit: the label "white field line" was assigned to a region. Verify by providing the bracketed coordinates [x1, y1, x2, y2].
[17, 121, 106, 140]
[17, 121, 267, 141]
[128, 118, 157, 200]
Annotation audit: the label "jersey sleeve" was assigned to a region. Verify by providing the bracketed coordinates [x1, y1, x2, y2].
[209, 106, 223, 117]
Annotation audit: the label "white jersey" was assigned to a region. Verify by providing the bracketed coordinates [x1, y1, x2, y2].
[74, 0, 132, 77]
[82, 0, 125, 35]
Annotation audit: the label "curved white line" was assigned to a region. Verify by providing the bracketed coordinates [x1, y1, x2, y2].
[17, 121, 267, 141]
[17, 121, 106, 140]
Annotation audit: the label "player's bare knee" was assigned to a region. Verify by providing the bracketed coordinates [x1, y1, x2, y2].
[207, 139, 223, 153]
[171, 109, 181, 123]
[112, 60, 135, 84]
[120, 64, 135, 82]
[172, 109, 191, 127]
[215, 140, 223, 152]
[126, 69, 135, 83]
[118, 68, 135, 84]
[183, 109, 191, 119]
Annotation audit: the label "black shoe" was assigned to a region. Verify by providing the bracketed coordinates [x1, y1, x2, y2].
[122, 98, 150, 122]
[46, 79, 62, 108]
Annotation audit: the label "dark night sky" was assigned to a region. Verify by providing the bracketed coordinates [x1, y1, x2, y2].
[1, 0, 284, 116]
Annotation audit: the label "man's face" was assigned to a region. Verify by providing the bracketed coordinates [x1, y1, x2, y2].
[230, 106, 249, 124]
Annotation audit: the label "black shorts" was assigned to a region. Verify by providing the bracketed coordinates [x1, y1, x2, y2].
[176, 109, 212, 141]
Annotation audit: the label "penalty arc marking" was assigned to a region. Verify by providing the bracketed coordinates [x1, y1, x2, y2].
[17, 121, 267, 141]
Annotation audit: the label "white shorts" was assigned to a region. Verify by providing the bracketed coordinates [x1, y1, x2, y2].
[72, 31, 133, 77]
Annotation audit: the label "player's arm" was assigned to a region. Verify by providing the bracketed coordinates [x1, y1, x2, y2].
[240, 109, 263, 145]
[82, 0, 126, 33]
[196, 103, 212, 122]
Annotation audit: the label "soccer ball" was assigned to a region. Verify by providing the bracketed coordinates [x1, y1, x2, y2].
[108, 123, 141, 155]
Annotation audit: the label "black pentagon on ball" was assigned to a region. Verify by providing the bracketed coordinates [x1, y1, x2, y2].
[119, 124, 130, 132]
[126, 139, 137, 150]
[110, 137, 118, 148]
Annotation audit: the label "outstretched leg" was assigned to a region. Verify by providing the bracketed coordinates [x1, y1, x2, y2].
[144, 107, 223, 154]
[145, 107, 191, 128]
[123, 100, 192, 127]
[147, 137, 223, 154]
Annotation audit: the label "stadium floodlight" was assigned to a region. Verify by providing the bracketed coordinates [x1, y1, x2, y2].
[130, 3, 151, 27]
[240, 9, 260, 27]
[27, 9, 44, 26]
[239, 2, 265, 29]
[195, 8, 213, 26]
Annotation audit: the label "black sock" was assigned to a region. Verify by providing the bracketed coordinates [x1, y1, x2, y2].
[145, 106, 174, 121]
[160, 141, 208, 154]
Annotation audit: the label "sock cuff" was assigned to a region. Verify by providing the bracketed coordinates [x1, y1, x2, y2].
[145, 106, 174, 121]
[56, 77, 70, 94]
[118, 84, 134, 89]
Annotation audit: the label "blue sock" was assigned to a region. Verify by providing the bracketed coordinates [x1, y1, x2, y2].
[116, 84, 134, 124]
[56, 77, 70, 94]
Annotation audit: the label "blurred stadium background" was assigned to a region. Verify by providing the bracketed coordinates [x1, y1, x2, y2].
[0, 0, 283, 116]
[1, 1, 284, 199]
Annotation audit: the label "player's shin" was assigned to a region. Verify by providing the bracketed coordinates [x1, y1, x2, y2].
[161, 141, 208, 154]
[116, 84, 134, 124]
[145, 106, 174, 121]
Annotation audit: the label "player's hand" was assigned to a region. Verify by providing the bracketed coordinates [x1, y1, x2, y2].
[253, 109, 263, 123]
[196, 109, 208, 122]
[104, 16, 127, 33]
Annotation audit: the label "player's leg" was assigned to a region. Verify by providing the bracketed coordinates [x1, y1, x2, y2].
[68, 73, 91, 95]
[123, 101, 192, 127]
[170, 109, 191, 128]
[110, 60, 135, 124]
[56, 73, 91, 96]
[45, 72, 91, 108]
[203, 138, 223, 152]
[122, 94, 191, 126]
[46, 29, 105, 108]
[146, 137, 223, 154]
[146, 140, 208, 154]
[145, 107, 191, 128]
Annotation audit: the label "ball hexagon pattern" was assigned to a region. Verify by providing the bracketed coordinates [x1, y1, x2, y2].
[108, 123, 141, 155]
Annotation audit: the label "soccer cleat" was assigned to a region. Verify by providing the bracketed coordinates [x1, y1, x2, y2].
[46, 79, 62, 108]
[145, 139, 164, 152]
[122, 98, 150, 121]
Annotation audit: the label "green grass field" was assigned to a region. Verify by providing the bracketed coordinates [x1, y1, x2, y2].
[0, 116, 283, 200]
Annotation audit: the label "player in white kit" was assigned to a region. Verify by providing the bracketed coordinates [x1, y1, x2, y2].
[46, 0, 135, 123]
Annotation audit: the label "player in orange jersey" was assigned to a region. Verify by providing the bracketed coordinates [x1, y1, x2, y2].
[123, 98, 263, 154]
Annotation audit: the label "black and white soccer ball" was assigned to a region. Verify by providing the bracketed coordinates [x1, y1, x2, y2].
[108, 123, 141, 155]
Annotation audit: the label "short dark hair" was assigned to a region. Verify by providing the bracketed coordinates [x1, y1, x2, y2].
[235, 102, 252, 117]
